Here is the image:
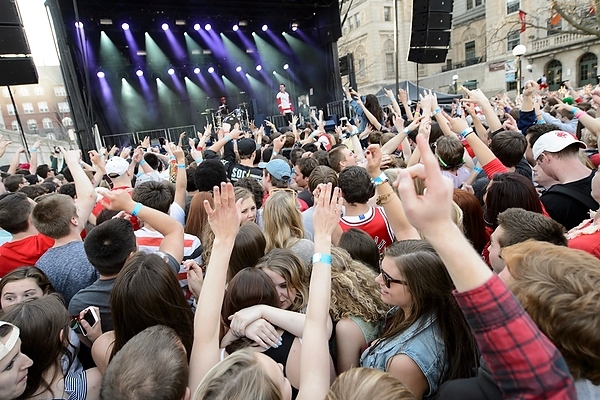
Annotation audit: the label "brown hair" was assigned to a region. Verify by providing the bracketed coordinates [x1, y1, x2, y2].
[453, 189, 487, 254]
[228, 222, 266, 282]
[485, 172, 542, 228]
[328, 145, 349, 173]
[31, 193, 77, 239]
[496, 208, 567, 250]
[0, 266, 55, 309]
[489, 130, 527, 168]
[0, 192, 33, 234]
[503, 241, 600, 384]
[435, 136, 464, 170]
[308, 166, 338, 193]
[132, 181, 175, 214]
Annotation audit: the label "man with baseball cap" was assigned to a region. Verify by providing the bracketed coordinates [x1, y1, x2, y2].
[228, 138, 262, 183]
[260, 157, 308, 211]
[533, 130, 597, 229]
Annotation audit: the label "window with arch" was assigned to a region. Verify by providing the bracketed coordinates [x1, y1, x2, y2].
[27, 119, 38, 132]
[546, 60, 562, 91]
[11, 120, 20, 132]
[42, 118, 53, 129]
[355, 45, 367, 79]
[62, 117, 73, 127]
[578, 53, 598, 87]
[384, 40, 395, 79]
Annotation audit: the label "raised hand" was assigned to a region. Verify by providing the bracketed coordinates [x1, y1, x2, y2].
[384, 88, 394, 99]
[203, 182, 241, 242]
[183, 260, 204, 299]
[141, 136, 150, 149]
[461, 88, 491, 107]
[398, 88, 408, 103]
[171, 144, 185, 163]
[312, 183, 343, 239]
[100, 189, 135, 211]
[60, 147, 81, 165]
[88, 150, 103, 166]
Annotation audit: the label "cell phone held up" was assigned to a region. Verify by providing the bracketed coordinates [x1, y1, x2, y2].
[69, 307, 98, 337]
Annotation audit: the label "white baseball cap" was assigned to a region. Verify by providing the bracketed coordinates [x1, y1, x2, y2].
[532, 130, 585, 160]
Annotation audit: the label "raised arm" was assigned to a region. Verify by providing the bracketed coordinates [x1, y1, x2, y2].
[188, 183, 240, 393]
[461, 88, 502, 132]
[381, 115, 422, 155]
[399, 89, 414, 121]
[7, 147, 25, 174]
[171, 145, 187, 211]
[356, 95, 383, 131]
[62, 148, 95, 223]
[385, 88, 402, 116]
[28, 140, 41, 175]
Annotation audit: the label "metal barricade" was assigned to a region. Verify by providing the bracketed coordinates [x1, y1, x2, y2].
[135, 129, 168, 145]
[326, 100, 356, 121]
[101, 133, 136, 149]
[167, 125, 197, 143]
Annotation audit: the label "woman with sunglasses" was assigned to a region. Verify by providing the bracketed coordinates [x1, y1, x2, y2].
[360, 239, 479, 399]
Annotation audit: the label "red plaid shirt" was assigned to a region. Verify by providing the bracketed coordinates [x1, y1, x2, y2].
[453, 275, 575, 399]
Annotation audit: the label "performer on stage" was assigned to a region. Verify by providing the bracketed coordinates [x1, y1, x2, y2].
[276, 84, 294, 123]
[218, 96, 229, 116]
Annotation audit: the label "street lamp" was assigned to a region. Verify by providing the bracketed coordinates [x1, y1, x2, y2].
[452, 74, 459, 94]
[512, 44, 527, 95]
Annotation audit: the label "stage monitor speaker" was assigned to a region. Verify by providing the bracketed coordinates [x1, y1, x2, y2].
[0, 26, 31, 55]
[0, 57, 38, 86]
[0, 0, 21, 25]
[413, 0, 453, 14]
[411, 12, 453, 31]
[408, 48, 448, 64]
[410, 31, 451, 47]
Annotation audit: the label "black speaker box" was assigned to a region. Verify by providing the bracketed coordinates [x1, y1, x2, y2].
[411, 12, 453, 31]
[410, 31, 451, 47]
[0, 0, 21, 25]
[0, 57, 38, 86]
[408, 48, 449, 64]
[0, 26, 31, 54]
[413, 0, 454, 14]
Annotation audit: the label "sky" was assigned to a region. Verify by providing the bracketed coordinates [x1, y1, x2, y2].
[17, 0, 60, 66]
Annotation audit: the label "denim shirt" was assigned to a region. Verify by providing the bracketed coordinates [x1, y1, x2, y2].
[360, 310, 446, 399]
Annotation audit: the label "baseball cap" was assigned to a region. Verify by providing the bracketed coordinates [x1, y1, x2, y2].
[0, 321, 19, 360]
[532, 130, 586, 160]
[105, 157, 130, 177]
[258, 159, 293, 181]
[237, 138, 257, 157]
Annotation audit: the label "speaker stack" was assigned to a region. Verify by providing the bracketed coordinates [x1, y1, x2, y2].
[408, 0, 454, 64]
[0, 0, 38, 86]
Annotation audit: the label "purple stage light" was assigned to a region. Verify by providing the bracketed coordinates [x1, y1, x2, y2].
[168, 68, 175, 75]
[162, 23, 169, 31]
[136, 69, 143, 77]
[233, 24, 239, 32]
[122, 22, 130, 30]
[193, 67, 200, 74]
[75, 21, 83, 28]
[283, 64, 289, 70]
[205, 24, 212, 31]
[256, 65, 262, 71]
[208, 66, 215, 74]
[236, 66, 242, 72]
[194, 23, 201, 31]
[262, 24, 268, 32]
[97, 71, 105, 78]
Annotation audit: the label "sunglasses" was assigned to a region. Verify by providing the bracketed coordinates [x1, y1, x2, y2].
[270, 188, 298, 199]
[380, 267, 407, 288]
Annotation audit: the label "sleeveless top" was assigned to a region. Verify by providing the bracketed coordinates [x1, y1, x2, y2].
[360, 311, 445, 399]
[348, 316, 384, 345]
[264, 330, 299, 399]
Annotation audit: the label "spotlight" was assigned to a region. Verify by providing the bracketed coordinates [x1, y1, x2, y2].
[262, 24, 268, 31]
[205, 24, 212, 31]
[272, 71, 277, 75]
[162, 23, 169, 31]
[233, 24, 239, 32]
[168, 68, 175, 75]
[236, 66, 242, 72]
[239, 20, 248, 27]
[256, 65, 262, 71]
[97, 71, 105, 78]
[75, 21, 83, 28]
[194, 67, 201, 74]
[291, 22, 299, 31]
[193, 23, 201, 31]
[122, 22, 130, 30]
[136, 69, 143, 77]
[283, 64, 289, 70]
[208, 66, 215, 74]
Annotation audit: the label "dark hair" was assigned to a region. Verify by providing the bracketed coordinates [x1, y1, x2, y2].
[39, 182, 57, 194]
[435, 136, 464, 170]
[0, 192, 32, 234]
[0, 266, 55, 308]
[36, 164, 52, 179]
[186, 167, 197, 192]
[296, 157, 319, 180]
[17, 184, 48, 200]
[525, 123, 560, 147]
[194, 159, 227, 192]
[338, 228, 380, 273]
[312, 150, 330, 167]
[31, 193, 77, 239]
[453, 189, 487, 254]
[84, 218, 136, 276]
[2, 294, 73, 399]
[100, 325, 188, 400]
[364, 94, 383, 128]
[235, 177, 265, 209]
[375, 240, 479, 385]
[485, 172, 542, 228]
[143, 152, 161, 170]
[308, 166, 338, 193]
[497, 208, 567, 249]
[290, 148, 306, 166]
[489, 131, 527, 168]
[132, 181, 174, 214]
[338, 166, 375, 204]
[4, 174, 26, 192]
[57, 182, 76, 199]
[328, 145, 349, 173]
[302, 143, 318, 153]
[228, 222, 266, 281]
[96, 209, 120, 225]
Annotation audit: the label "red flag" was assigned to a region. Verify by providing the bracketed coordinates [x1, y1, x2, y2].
[550, 2, 562, 25]
[519, 10, 527, 33]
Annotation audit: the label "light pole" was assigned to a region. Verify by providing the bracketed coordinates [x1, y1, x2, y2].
[452, 74, 459, 94]
[512, 44, 527, 96]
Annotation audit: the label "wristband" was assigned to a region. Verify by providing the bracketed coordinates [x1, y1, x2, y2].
[571, 107, 579, 114]
[29, 148, 37, 152]
[196, 146, 203, 151]
[473, 166, 483, 174]
[139, 159, 147, 166]
[136, 172, 144, 178]
[312, 253, 332, 265]
[273, 151, 279, 156]
[225, 135, 232, 142]
[573, 110, 585, 119]
[536, 119, 545, 125]
[431, 107, 441, 117]
[402, 127, 411, 134]
[195, 157, 203, 165]
[371, 172, 389, 187]
[169, 155, 175, 160]
[131, 202, 143, 217]
[460, 128, 474, 138]
[176, 163, 186, 169]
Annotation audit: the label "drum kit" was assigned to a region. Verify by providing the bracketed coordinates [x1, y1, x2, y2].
[201, 102, 251, 130]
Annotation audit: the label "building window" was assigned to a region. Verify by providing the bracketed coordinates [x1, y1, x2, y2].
[546, 59, 563, 91]
[384, 6, 392, 21]
[12, 120, 20, 132]
[506, 81, 518, 91]
[18, 87, 29, 96]
[58, 102, 70, 113]
[27, 119, 38, 132]
[6, 104, 15, 115]
[465, 41, 476, 65]
[62, 117, 73, 126]
[1, 88, 9, 98]
[355, 13, 361, 28]
[579, 53, 598, 87]
[38, 102, 49, 113]
[467, 0, 483, 10]
[34, 86, 45, 96]
[349, 16, 354, 30]
[506, 0, 519, 14]
[42, 118, 53, 129]
[506, 30, 520, 52]
[54, 86, 67, 97]
[22, 103, 34, 114]
[385, 53, 395, 78]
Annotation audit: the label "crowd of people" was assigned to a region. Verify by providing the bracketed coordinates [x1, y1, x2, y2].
[0, 79, 599, 399]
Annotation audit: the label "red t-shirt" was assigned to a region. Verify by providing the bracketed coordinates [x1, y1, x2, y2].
[568, 220, 600, 260]
[0, 234, 54, 277]
[92, 186, 140, 230]
[339, 207, 395, 253]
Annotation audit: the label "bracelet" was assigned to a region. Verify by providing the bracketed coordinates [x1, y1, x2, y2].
[536, 119, 545, 125]
[573, 110, 585, 119]
[139, 159, 147, 166]
[225, 135, 232, 142]
[312, 253, 332, 265]
[131, 202, 143, 217]
[371, 172, 389, 187]
[473, 166, 483, 174]
[176, 163, 186, 169]
[402, 127, 411, 134]
[196, 146, 203, 151]
[571, 107, 579, 114]
[376, 190, 395, 206]
[195, 158, 203, 165]
[431, 107, 441, 117]
[169, 155, 176, 160]
[29, 148, 37, 152]
[136, 172, 144, 178]
[460, 128, 474, 138]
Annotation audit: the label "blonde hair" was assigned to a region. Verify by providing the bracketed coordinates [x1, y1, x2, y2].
[193, 349, 282, 400]
[328, 247, 389, 323]
[326, 368, 416, 400]
[263, 191, 304, 253]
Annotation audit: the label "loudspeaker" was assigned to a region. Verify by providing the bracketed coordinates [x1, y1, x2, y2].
[0, 26, 31, 54]
[0, 57, 38, 86]
[408, 0, 453, 64]
[411, 12, 453, 31]
[413, 0, 453, 14]
[0, 0, 20, 25]
[410, 31, 451, 47]
[408, 48, 449, 64]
